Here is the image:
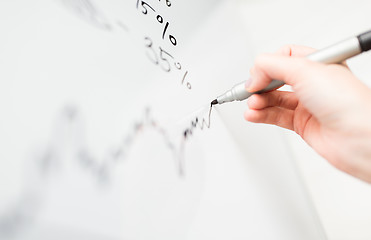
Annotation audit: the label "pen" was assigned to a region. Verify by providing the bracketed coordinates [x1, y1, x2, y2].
[212, 29, 371, 105]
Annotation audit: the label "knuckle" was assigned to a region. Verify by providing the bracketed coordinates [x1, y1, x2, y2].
[288, 58, 311, 78]
[276, 94, 284, 107]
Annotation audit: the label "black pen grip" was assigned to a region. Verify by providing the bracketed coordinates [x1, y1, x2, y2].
[357, 30, 371, 52]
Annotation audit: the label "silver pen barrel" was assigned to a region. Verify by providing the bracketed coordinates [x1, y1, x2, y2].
[215, 36, 362, 105]
[307, 36, 361, 63]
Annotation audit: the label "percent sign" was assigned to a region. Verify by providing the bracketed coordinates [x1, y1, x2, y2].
[136, 1, 177, 46]
[181, 71, 191, 89]
[156, 15, 177, 46]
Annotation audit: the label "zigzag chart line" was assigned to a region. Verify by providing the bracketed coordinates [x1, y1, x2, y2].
[0, 104, 214, 237]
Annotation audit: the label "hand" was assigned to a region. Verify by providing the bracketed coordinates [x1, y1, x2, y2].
[244, 45, 371, 183]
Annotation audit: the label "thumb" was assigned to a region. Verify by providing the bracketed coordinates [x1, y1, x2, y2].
[246, 53, 320, 93]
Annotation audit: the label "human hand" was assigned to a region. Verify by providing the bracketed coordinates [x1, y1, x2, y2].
[244, 45, 371, 183]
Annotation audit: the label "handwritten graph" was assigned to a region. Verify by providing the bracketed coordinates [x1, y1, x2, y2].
[0, 0, 216, 238]
[0, 104, 214, 238]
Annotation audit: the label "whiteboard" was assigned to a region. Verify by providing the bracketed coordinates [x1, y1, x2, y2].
[0, 0, 326, 239]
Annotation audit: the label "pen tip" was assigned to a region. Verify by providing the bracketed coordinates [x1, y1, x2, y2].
[211, 99, 218, 106]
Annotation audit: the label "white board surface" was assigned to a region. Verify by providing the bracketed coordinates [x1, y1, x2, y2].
[0, 0, 326, 239]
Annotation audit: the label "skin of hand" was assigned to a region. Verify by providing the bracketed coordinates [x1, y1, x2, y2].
[244, 45, 371, 183]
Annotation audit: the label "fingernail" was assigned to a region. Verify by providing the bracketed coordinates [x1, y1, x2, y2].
[245, 77, 253, 89]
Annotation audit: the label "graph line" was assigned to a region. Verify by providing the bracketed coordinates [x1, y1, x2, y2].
[0, 104, 214, 237]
